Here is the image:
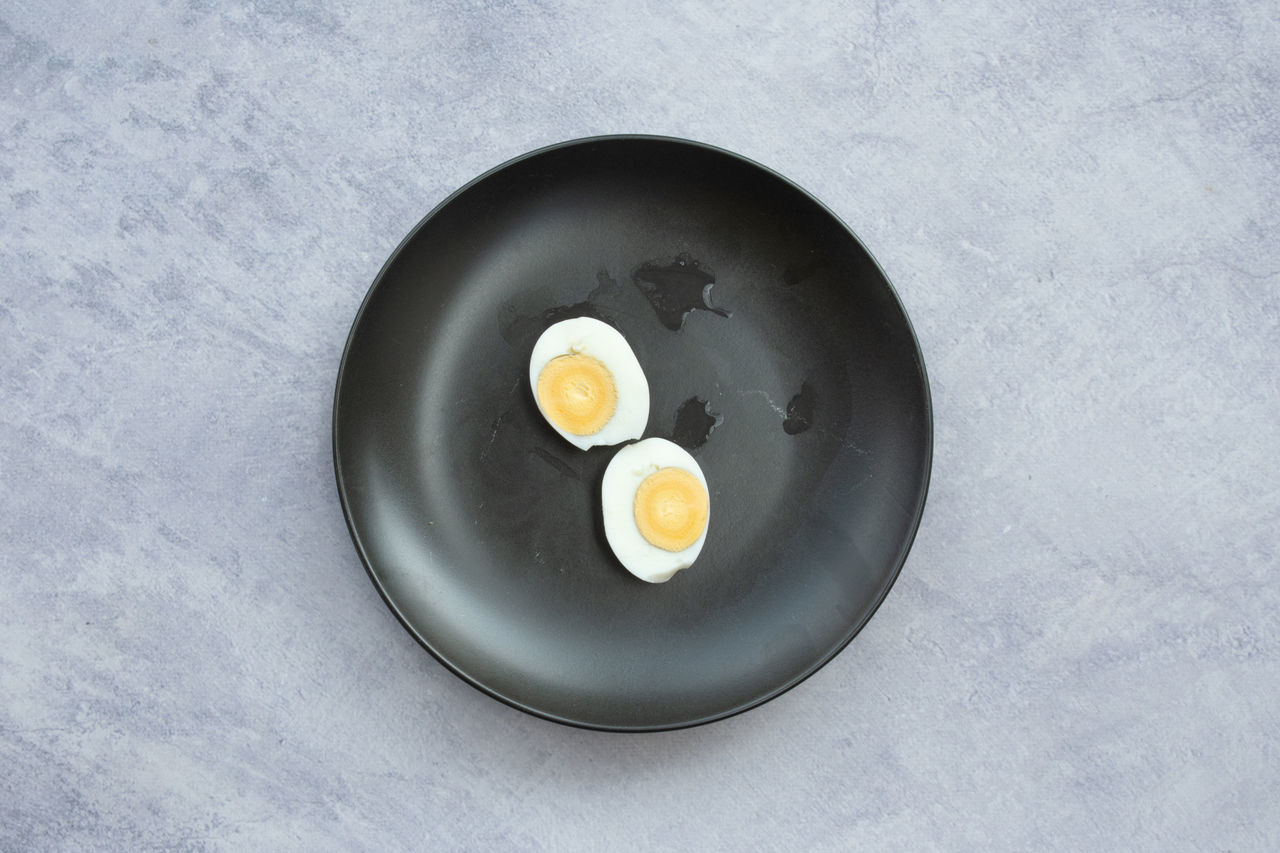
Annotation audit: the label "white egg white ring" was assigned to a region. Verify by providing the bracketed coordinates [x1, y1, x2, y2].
[529, 317, 650, 450]
[602, 437, 710, 583]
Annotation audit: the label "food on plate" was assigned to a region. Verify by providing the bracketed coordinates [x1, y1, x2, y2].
[528, 317, 650, 450]
[601, 437, 710, 583]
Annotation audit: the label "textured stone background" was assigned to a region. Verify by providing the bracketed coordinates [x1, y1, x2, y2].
[3, 1, 1278, 849]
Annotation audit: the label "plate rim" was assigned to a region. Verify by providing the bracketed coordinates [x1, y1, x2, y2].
[332, 133, 934, 732]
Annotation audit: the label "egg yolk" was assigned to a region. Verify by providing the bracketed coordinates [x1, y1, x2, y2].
[633, 467, 709, 552]
[536, 353, 618, 436]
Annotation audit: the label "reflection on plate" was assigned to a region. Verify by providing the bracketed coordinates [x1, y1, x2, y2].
[333, 136, 932, 731]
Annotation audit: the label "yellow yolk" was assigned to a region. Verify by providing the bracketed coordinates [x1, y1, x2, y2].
[536, 353, 618, 436]
[633, 467, 709, 552]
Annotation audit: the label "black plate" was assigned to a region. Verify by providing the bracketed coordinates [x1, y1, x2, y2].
[333, 136, 932, 731]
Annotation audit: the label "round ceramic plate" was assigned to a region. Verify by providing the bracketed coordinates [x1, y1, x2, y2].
[333, 136, 932, 731]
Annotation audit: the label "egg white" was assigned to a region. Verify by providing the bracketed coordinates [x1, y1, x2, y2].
[529, 317, 650, 450]
[602, 437, 710, 583]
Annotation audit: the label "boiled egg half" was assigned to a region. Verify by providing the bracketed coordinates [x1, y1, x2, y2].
[602, 437, 710, 583]
[529, 317, 649, 450]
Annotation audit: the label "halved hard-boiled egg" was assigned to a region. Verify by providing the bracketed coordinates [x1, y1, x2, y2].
[602, 437, 710, 583]
[529, 317, 649, 450]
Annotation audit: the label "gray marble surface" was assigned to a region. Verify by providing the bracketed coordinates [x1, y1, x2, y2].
[3, 0, 1278, 849]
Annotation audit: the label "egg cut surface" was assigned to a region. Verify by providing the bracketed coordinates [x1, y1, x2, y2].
[529, 317, 650, 450]
[602, 437, 710, 583]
